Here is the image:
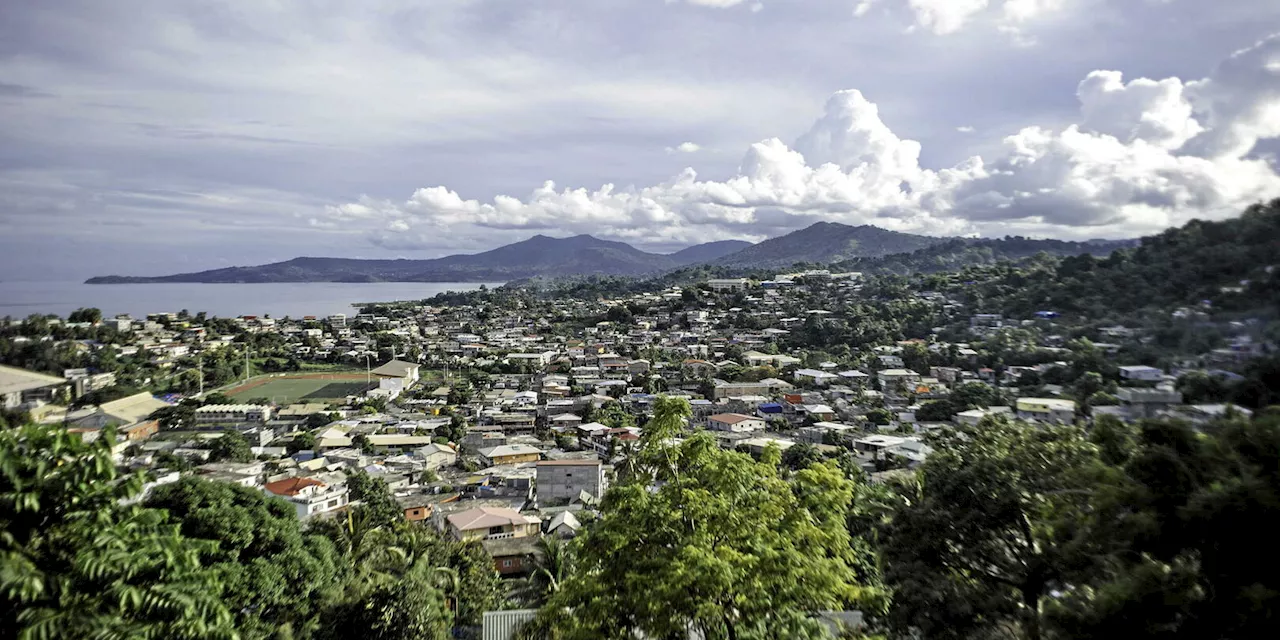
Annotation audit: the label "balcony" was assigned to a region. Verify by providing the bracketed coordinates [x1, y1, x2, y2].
[485, 531, 515, 540]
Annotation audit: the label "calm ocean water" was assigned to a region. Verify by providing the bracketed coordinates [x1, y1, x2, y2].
[0, 281, 502, 319]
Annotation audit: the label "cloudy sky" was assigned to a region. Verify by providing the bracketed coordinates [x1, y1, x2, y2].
[2, 0, 1279, 280]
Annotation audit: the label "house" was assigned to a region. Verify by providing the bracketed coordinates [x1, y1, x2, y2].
[483, 536, 543, 576]
[366, 434, 435, 452]
[954, 406, 1013, 426]
[794, 369, 839, 386]
[1118, 365, 1164, 382]
[415, 443, 458, 469]
[370, 359, 422, 387]
[445, 506, 541, 542]
[536, 459, 607, 503]
[708, 413, 767, 433]
[478, 444, 543, 467]
[546, 510, 582, 538]
[262, 476, 349, 519]
[194, 404, 272, 426]
[877, 369, 921, 394]
[1015, 398, 1077, 423]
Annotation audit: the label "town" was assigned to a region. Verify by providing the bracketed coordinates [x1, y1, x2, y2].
[4, 234, 1275, 638]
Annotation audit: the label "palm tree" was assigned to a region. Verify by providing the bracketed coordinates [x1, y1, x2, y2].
[511, 537, 576, 607]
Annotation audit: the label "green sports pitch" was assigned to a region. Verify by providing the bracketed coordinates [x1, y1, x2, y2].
[225, 373, 376, 404]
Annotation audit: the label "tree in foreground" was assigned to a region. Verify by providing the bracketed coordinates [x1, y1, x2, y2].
[0, 424, 235, 640]
[524, 397, 880, 639]
[879, 417, 1116, 640]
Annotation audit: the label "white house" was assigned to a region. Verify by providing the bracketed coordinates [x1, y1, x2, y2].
[707, 413, 767, 433]
[1118, 365, 1164, 382]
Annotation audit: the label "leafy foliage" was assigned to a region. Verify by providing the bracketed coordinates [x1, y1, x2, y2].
[0, 425, 236, 640]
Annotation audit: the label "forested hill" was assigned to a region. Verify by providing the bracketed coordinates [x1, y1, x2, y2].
[713, 222, 947, 268]
[951, 199, 1280, 318]
[832, 236, 1136, 275]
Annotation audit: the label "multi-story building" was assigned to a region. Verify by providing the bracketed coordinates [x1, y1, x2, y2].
[194, 404, 272, 426]
[536, 459, 607, 502]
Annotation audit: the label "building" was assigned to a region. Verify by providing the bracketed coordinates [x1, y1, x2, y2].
[536, 459, 607, 502]
[1015, 398, 1077, 423]
[707, 278, 751, 292]
[478, 444, 543, 467]
[707, 413, 767, 433]
[70, 392, 171, 430]
[194, 404, 272, 426]
[370, 359, 422, 387]
[416, 443, 458, 469]
[445, 506, 541, 542]
[262, 476, 349, 519]
[1118, 365, 1164, 382]
[1116, 387, 1183, 418]
[794, 368, 839, 386]
[877, 369, 921, 394]
[0, 364, 66, 409]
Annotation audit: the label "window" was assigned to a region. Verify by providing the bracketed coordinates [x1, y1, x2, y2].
[502, 559, 513, 568]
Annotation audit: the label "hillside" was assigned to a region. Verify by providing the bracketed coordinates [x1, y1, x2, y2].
[956, 199, 1280, 318]
[86, 235, 747, 284]
[666, 240, 753, 265]
[714, 222, 946, 268]
[832, 236, 1137, 275]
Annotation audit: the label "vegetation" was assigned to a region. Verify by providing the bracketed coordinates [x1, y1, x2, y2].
[1, 423, 504, 640]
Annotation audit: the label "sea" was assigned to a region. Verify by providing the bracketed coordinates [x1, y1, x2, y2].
[0, 281, 503, 319]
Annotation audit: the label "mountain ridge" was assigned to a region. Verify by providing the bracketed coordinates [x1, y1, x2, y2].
[87, 224, 996, 284]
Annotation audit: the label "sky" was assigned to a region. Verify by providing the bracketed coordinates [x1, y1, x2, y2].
[1, 0, 1279, 280]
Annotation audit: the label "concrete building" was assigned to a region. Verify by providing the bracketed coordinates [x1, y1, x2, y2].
[478, 444, 543, 467]
[0, 364, 65, 409]
[194, 404, 272, 426]
[1015, 398, 1077, 423]
[707, 278, 751, 292]
[536, 459, 607, 502]
[1117, 387, 1183, 418]
[1119, 365, 1165, 382]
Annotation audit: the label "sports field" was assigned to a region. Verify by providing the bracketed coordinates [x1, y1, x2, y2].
[225, 372, 375, 404]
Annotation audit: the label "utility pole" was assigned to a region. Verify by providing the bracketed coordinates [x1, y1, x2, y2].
[363, 354, 372, 388]
[243, 347, 251, 384]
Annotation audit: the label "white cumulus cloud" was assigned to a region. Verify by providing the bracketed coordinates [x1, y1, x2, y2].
[324, 33, 1280, 248]
[667, 142, 703, 153]
[857, 0, 1070, 36]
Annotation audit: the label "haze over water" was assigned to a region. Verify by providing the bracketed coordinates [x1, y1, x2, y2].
[0, 281, 501, 319]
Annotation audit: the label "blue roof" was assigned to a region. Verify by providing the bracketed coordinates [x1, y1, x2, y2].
[759, 403, 783, 413]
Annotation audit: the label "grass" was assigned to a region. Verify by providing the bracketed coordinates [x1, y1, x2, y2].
[225, 372, 376, 404]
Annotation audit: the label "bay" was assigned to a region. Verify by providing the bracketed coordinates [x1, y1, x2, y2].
[0, 281, 502, 319]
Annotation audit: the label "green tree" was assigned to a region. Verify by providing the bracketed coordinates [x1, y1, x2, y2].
[512, 537, 576, 607]
[208, 429, 254, 463]
[146, 477, 344, 638]
[781, 441, 823, 471]
[346, 470, 404, 529]
[880, 418, 1116, 640]
[67, 307, 103, 324]
[864, 408, 894, 426]
[0, 424, 235, 640]
[533, 397, 879, 638]
[287, 430, 318, 454]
